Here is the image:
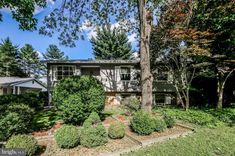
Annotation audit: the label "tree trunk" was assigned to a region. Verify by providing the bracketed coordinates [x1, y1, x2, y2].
[185, 89, 190, 111]
[216, 72, 223, 110]
[139, 0, 153, 112]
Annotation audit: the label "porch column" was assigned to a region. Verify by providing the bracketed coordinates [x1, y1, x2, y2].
[13, 86, 16, 94]
[17, 86, 20, 95]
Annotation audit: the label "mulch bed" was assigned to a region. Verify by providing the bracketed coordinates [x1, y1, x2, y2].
[125, 125, 190, 142]
[40, 137, 138, 156]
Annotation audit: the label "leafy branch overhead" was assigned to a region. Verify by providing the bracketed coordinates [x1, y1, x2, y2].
[0, 0, 47, 30]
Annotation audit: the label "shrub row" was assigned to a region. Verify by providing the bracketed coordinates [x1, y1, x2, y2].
[130, 110, 175, 135]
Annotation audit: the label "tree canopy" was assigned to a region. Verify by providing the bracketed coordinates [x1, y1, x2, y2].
[43, 44, 68, 60]
[0, 0, 47, 30]
[91, 26, 132, 60]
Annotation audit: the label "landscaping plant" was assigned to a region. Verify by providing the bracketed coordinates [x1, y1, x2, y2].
[130, 111, 155, 135]
[53, 76, 105, 125]
[55, 125, 80, 148]
[163, 115, 176, 128]
[80, 112, 108, 148]
[6, 134, 38, 156]
[108, 122, 125, 139]
[122, 96, 141, 115]
[153, 117, 167, 132]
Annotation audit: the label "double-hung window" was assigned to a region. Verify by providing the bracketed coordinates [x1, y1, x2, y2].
[120, 67, 131, 81]
[52, 65, 75, 81]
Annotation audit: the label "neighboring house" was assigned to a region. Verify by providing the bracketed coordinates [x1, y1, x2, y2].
[47, 59, 176, 105]
[0, 77, 47, 95]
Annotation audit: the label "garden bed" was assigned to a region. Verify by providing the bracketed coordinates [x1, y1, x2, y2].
[36, 123, 193, 156]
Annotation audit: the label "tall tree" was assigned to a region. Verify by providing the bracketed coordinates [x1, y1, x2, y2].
[150, 0, 213, 110]
[43, 44, 68, 60]
[0, 0, 46, 30]
[0, 38, 25, 77]
[91, 26, 132, 60]
[19, 44, 43, 78]
[40, 0, 162, 111]
[190, 0, 235, 109]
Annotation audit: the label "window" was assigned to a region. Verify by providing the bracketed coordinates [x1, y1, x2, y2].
[52, 65, 75, 81]
[120, 67, 131, 80]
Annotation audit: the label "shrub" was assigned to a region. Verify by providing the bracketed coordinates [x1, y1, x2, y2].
[108, 122, 125, 139]
[153, 117, 167, 132]
[6, 134, 38, 156]
[163, 115, 176, 128]
[55, 125, 80, 148]
[0, 92, 44, 111]
[80, 112, 108, 147]
[122, 96, 140, 115]
[0, 104, 34, 141]
[53, 76, 105, 125]
[0, 113, 25, 141]
[130, 111, 155, 135]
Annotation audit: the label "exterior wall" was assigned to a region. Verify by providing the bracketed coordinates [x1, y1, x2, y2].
[0, 88, 3, 95]
[47, 64, 141, 93]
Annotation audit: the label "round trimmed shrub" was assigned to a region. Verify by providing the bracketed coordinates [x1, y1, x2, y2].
[80, 112, 108, 148]
[164, 115, 176, 128]
[130, 111, 155, 135]
[54, 125, 80, 148]
[153, 117, 167, 132]
[6, 134, 38, 156]
[108, 122, 125, 139]
[53, 76, 105, 124]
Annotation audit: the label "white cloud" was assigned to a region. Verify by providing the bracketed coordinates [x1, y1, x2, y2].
[128, 33, 137, 43]
[36, 51, 43, 59]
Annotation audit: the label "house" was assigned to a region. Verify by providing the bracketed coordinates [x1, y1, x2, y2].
[46, 59, 176, 105]
[0, 77, 47, 95]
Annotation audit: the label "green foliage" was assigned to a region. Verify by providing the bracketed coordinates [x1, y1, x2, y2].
[122, 96, 141, 115]
[80, 112, 108, 148]
[130, 111, 155, 135]
[124, 125, 235, 156]
[0, 104, 34, 141]
[153, 117, 167, 132]
[0, 37, 25, 77]
[91, 26, 132, 60]
[19, 44, 44, 78]
[0, 0, 46, 30]
[53, 76, 105, 125]
[108, 122, 125, 139]
[32, 109, 61, 131]
[43, 44, 68, 60]
[163, 115, 176, 128]
[6, 135, 38, 156]
[0, 92, 44, 111]
[55, 125, 80, 148]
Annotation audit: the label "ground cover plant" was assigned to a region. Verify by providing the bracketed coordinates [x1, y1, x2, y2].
[154, 107, 235, 127]
[108, 121, 125, 139]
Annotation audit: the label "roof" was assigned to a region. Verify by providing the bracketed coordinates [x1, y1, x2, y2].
[46, 59, 140, 65]
[0, 77, 46, 88]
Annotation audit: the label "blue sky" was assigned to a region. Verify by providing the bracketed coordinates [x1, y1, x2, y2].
[0, 1, 137, 59]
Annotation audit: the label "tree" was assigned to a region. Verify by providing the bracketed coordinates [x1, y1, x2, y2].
[150, 0, 213, 110]
[91, 26, 132, 60]
[43, 44, 68, 60]
[190, 0, 235, 109]
[19, 44, 44, 78]
[0, 0, 46, 30]
[0, 38, 25, 77]
[40, 0, 163, 112]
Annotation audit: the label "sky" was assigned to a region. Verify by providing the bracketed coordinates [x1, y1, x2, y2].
[0, 1, 137, 60]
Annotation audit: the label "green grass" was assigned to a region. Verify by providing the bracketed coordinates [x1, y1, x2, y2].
[124, 125, 235, 156]
[32, 109, 61, 131]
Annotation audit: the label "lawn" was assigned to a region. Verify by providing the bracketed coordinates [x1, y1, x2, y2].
[124, 125, 235, 156]
[124, 107, 235, 156]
